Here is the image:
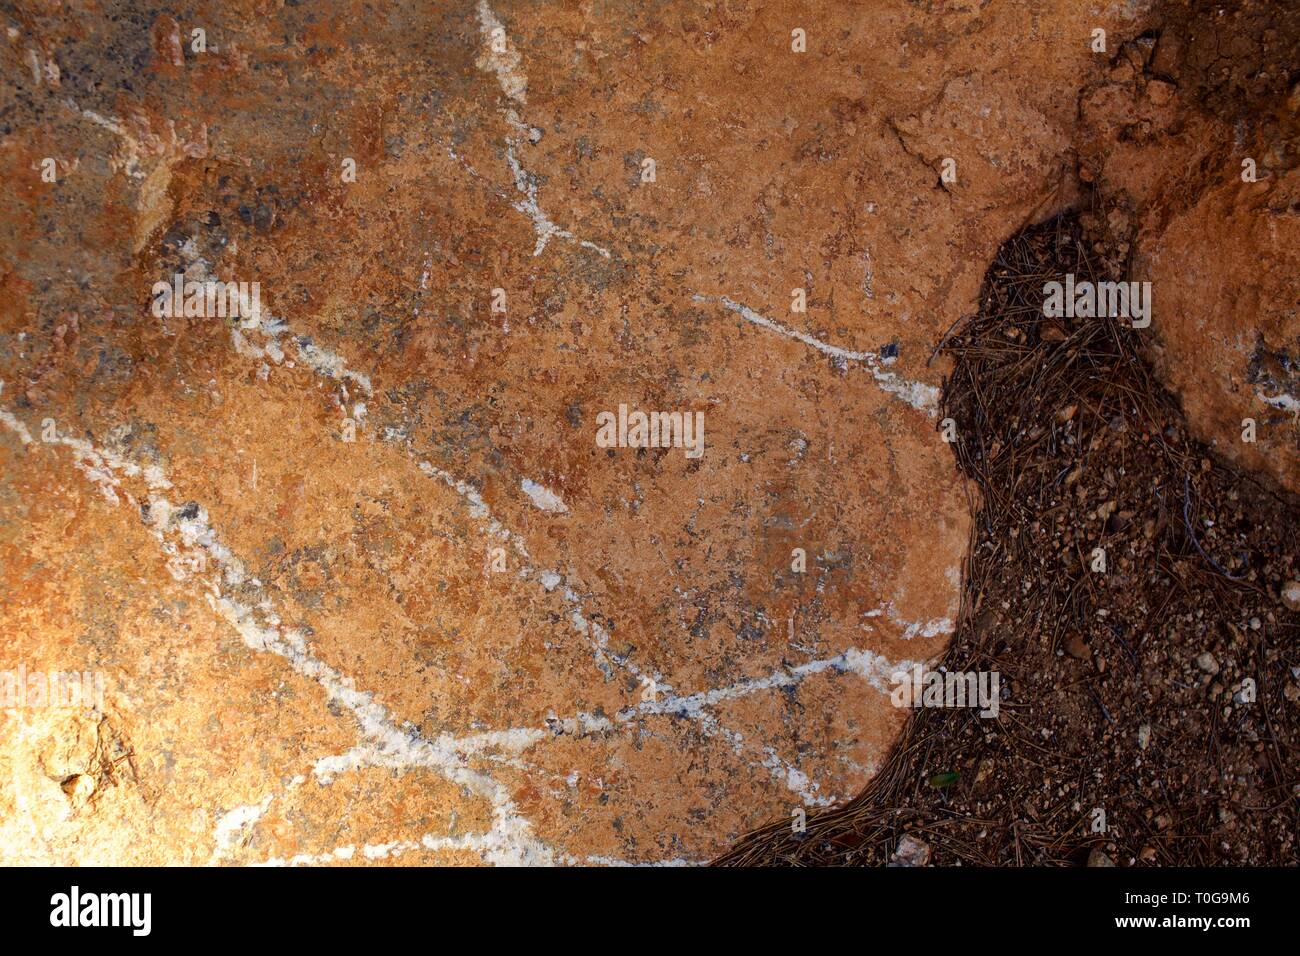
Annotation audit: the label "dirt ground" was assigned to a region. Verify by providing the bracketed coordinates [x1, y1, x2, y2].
[717, 215, 1300, 866]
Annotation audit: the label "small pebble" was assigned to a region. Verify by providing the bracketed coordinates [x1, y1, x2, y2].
[889, 834, 932, 867]
[1282, 581, 1300, 612]
[1087, 847, 1115, 867]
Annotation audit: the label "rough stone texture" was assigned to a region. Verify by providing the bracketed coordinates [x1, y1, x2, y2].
[1077, 3, 1300, 493]
[12, 0, 1285, 865]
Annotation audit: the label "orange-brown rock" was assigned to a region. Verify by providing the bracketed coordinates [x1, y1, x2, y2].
[6, 0, 1292, 866]
[1077, 4, 1300, 493]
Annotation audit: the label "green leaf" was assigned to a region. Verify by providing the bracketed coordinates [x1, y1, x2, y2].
[928, 771, 961, 789]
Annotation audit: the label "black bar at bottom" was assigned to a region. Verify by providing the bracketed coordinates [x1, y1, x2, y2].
[0, 865, 1288, 940]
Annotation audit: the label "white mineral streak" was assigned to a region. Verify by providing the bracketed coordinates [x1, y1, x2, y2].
[693, 294, 941, 414]
[0, 410, 553, 866]
[520, 477, 568, 513]
[474, 2, 609, 258]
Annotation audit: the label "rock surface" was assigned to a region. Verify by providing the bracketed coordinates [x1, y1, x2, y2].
[1077, 2, 1300, 493]
[2, 0, 1291, 865]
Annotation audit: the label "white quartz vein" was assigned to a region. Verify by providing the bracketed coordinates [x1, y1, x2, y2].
[226, 316, 921, 803]
[693, 294, 941, 415]
[0, 409, 553, 866]
[1, 407, 922, 855]
[474, 1, 609, 258]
